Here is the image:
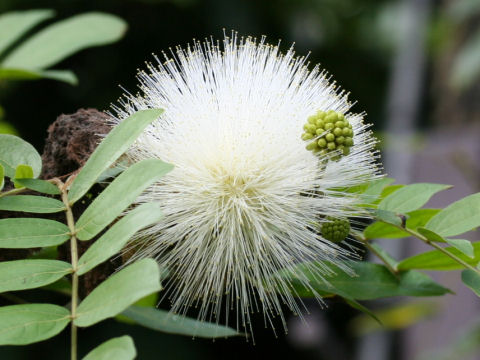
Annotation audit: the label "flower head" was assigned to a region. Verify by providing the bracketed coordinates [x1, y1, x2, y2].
[111, 33, 379, 333]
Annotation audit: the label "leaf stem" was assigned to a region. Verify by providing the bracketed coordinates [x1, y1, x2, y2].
[351, 231, 398, 276]
[0, 187, 27, 198]
[375, 218, 480, 276]
[405, 228, 480, 275]
[57, 179, 79, 360]
[0, 178, 59, 198]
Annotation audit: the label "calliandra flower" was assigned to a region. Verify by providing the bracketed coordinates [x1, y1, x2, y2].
[110, 33, 380, 333]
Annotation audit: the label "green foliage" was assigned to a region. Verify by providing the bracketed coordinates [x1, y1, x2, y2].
[0, 195, 65, 213]
[0, 134, 42, 178]
[444, 239, 474, 258]
[461, 269, 480, 297]
[68, 108, 164, 203]
[369, 243, 399, 270]
[377, 183, 451, 213]
[0, 68, 77, 85]
[0, 259, 72, 292]
[13, 164, 34, 188]
[2, 12, 127, 70]
[75, 159, 172, 240]
[0, 9, 54, 55]
[0, 10, 127, 85]
[372, 209, 403, 226]
[2, 104, 480, 355]
[425, 192, 480, 237]
[13, 178, 61, 195]
[82, 336, 136, 360]
[0, 164, 3, 191]
[416, 227, 447, 242]
[398, 242, 480, 271]
[77, 203, 164, 275]
[122, 306, 240, 338]
[0, 218, 70, 248]
[75, 259, 162, 327]
[0, 304, 70, 345]
[280, 261, 451, 300]
[364, 209, 440, 239]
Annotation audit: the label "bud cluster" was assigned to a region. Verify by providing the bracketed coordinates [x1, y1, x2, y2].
[320, 216, 351, 243]
[302, 110, 354, 161]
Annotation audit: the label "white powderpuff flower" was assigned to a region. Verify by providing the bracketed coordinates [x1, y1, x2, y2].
[110, 33, 380, 333]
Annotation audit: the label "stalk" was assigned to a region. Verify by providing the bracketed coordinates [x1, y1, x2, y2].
[352, 231, 398, 276]
[57, 180, 79, 360]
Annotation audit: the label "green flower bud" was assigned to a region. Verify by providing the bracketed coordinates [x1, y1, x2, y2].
[304, 123, 317, 134]
[333, 127, 342, 136]
[301, 133, 314, 140]
[325, 113, 337, 123]
[325, 133, 335, 142]
[321, 217, 350, 243]
[306, 141, 318, 151]
[303, 110, 355, 160]
[318, 138, 327, 148]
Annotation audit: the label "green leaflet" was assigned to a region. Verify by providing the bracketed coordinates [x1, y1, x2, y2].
[122, 306, 241, 338]
[425, 192, 480, 237]
[461, 270, 480, 297]
[77, 202, 164, 275]
[75, 259, 161, 327]
[13, 164, 33, 188]
[364, 209, 440, 239]
[0, 68, 77, 85]
[13, 178, 61, 195]
[444, 239, 474, 258]
[378, 183, 451, 213]
[0, 134, 42, 178]
[0, 218, 70, 248]
[75, 159, 172, 240]
[398, 242, 480, 271]
[82, 336, 136, 360]
[373, 209, 403, 227]
[0, 164, 4, 191]
[0, 259, 72, 292]
[0, 195, 65, 213]
[0, 303, 70, 345]
[68, 108, 164, 204]
[2, 12, 127, 70]
[0, 9, 55, 56]
[279, 261, 451, 300]
[417, 227, 446, 242]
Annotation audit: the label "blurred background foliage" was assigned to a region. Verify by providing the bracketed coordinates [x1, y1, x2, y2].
[1, 0, 480, 359]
